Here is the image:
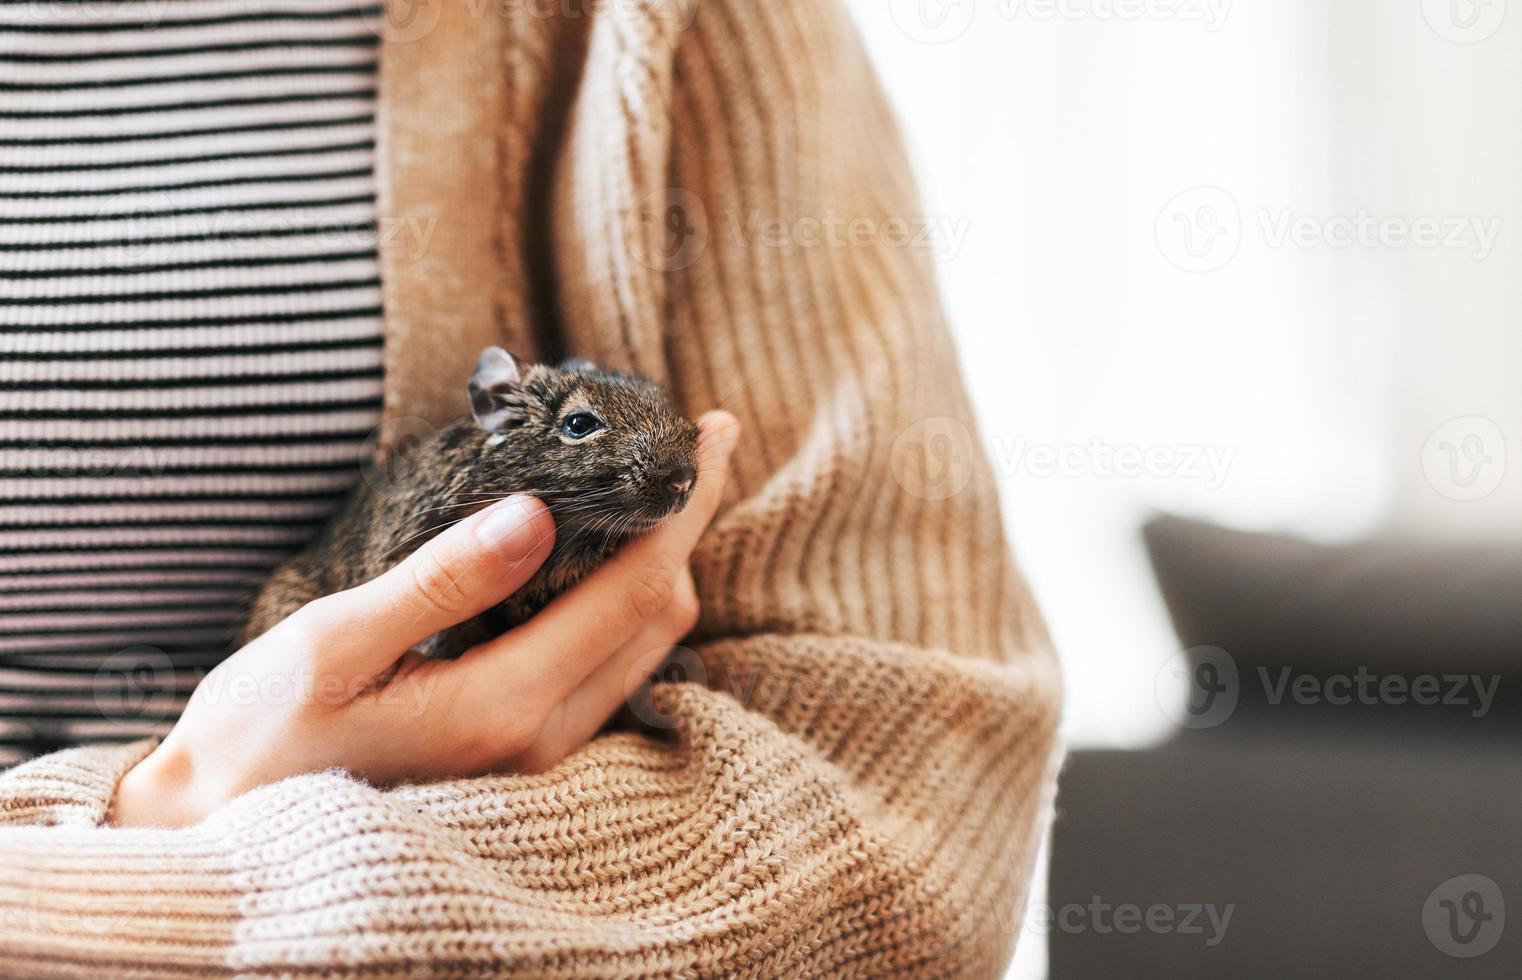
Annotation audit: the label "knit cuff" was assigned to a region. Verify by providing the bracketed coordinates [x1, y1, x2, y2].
[0, 739, 157, 829]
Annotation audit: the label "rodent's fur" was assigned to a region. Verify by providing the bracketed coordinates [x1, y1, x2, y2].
[241, 349, 701, 659]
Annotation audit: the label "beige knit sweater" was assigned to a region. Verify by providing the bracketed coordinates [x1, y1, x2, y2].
[0, 0, 1062, 976]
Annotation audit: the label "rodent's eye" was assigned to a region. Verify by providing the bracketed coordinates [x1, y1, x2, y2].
[560, 412, 604, 440]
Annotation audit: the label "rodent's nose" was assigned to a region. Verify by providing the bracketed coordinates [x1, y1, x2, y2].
[664, 464, 696, 498]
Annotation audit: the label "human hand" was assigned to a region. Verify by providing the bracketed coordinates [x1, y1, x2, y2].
[110, 412, 740, 828]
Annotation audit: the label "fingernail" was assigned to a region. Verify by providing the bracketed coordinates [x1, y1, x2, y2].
[475, 496, 540, 555]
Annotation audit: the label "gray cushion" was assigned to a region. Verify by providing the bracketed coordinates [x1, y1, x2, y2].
[1143, 514, 1522, 721]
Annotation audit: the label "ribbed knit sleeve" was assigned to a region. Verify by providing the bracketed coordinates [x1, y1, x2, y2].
[0, 0, 1061, 975]
[547, 0, 1066, 972]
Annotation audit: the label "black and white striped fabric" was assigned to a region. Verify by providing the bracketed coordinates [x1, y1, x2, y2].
[0, 0, 384, 762]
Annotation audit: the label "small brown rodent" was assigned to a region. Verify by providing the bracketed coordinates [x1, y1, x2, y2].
[242, 348, 701, 659]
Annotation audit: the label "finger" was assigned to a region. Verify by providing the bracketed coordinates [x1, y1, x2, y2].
[457, 411, 738, 707]
[512, 570, 698, 773]
[311, 494, 555, 668]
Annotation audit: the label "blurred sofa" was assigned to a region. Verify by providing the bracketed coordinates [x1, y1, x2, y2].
[1047, 515, 1521, 979]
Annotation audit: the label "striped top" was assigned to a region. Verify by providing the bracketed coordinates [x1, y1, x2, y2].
[0, 1, 384, 762]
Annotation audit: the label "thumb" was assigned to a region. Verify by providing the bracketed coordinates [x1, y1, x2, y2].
[316, 494, 555, 668]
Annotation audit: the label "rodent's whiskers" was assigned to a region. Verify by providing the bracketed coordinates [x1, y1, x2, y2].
[383, 514, 473, 559]
[402, 486, 622, 523]
[399, 497, 501, 523]
[553, 498, 664, 558]
[387, 485, 633, 560]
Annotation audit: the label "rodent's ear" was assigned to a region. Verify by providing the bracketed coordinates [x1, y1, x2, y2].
[559, 357, 597, 374]
[469, 346, 524, 432]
